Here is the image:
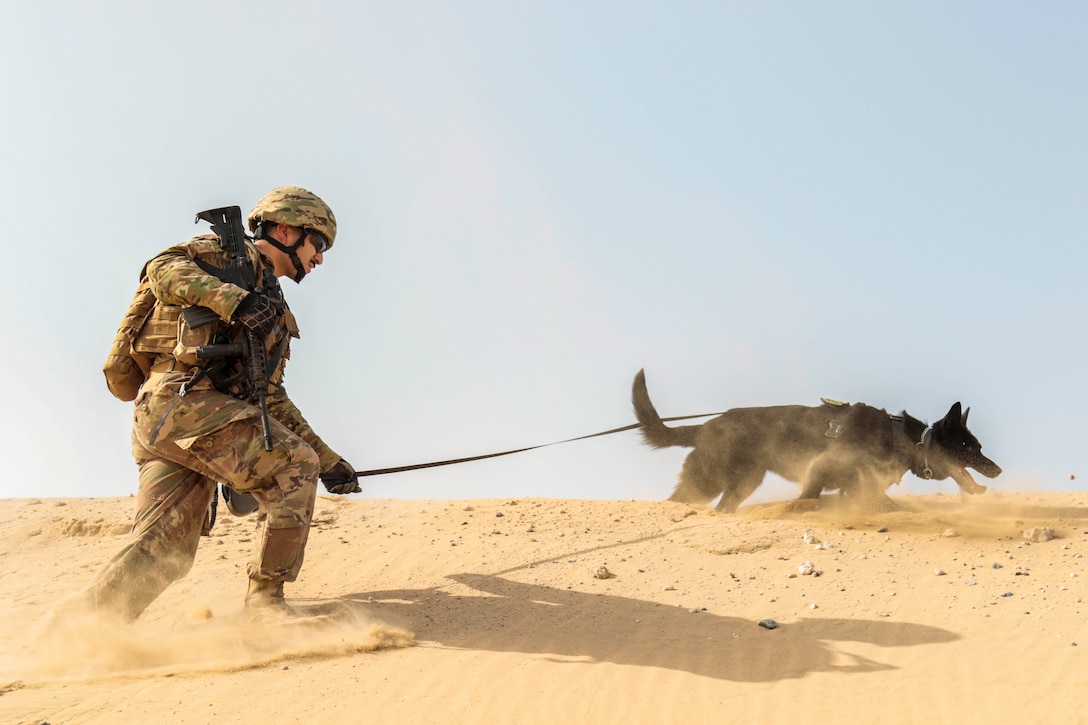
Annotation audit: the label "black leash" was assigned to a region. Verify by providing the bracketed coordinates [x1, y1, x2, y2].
[352, 411, 726, 478]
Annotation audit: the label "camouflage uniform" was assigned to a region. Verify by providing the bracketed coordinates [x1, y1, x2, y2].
[81, 229, 342, 621]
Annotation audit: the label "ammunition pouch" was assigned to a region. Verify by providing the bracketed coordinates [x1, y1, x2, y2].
[171, 308, 219, 367]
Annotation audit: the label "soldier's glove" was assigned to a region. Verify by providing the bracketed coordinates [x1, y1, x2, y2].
[233, 292, 279, 341]
[320, 459, 361, 495]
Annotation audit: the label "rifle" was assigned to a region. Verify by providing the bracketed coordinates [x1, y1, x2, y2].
[184, 206, 283, 451]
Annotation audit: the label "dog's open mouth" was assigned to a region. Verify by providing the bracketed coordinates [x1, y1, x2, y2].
[952, 468, 987, 494]
[951, 457, 1002, 495]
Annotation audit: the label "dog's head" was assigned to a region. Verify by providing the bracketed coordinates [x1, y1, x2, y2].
[923, 402, 1002, 493]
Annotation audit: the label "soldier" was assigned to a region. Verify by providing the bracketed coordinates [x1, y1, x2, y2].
[77, 186, 358, 621]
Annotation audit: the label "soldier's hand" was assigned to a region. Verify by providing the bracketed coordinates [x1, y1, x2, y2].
[320, 459, 361, 494]
[233, 292, 279, 340]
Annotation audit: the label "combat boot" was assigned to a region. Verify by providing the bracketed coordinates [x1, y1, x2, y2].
[245, 577, 289, 613]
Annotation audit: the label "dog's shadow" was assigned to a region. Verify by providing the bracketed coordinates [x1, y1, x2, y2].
[340, 572, 958, 683]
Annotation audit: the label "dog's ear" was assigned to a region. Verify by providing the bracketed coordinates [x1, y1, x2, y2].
[941, 402, 963, 428]
[962, 406, 971, 425]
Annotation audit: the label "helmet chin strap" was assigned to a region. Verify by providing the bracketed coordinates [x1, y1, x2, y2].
[261, 230, 308, 283]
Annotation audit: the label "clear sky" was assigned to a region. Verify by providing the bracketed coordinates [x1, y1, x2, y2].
[1, 1, 1084, 503]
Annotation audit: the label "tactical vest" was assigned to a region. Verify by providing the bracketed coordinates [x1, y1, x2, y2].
[102, 270, 224, 401]
[103, 244, 297, 402]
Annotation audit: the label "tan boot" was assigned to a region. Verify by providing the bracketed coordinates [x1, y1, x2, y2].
[245, 578, 288, 613]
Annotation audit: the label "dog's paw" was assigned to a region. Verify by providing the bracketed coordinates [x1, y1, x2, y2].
[863, 495, 902, 514]
[785, 499, 821, 513]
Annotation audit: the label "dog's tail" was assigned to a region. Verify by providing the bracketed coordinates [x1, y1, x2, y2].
[632, 369, 701, 449]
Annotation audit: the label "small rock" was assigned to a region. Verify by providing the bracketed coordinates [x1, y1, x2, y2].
[935, 569, 947, 576]
[593, 566, 612, 580]
[797, 561, 815, 576]
[992, 562, 1003, 569]
[758, 619, 779, 630]
[966, 578, 976, 586]
[942, 528, 960, 538]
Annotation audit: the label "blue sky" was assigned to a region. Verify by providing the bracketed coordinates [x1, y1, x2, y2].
[1, 1, 1084, 503]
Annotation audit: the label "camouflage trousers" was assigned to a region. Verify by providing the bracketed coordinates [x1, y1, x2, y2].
[79, 370, 319, 621]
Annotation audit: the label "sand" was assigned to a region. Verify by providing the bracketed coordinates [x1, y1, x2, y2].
[1, 489, 1086, 724]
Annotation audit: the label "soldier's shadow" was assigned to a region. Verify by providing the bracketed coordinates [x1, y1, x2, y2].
[339, 573, 959, 683]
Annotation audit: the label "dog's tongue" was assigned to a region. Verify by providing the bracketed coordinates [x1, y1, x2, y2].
[952, 467, 987, 494]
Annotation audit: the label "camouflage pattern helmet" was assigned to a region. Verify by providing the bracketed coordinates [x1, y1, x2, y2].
[247, 186, 337, 250]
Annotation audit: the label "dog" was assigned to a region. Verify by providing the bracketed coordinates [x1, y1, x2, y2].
[632, 369, 1002, 512]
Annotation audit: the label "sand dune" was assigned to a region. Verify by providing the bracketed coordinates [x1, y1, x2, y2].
[1, 490, 1086, 724]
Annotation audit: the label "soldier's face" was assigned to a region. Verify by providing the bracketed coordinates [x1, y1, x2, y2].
[297, 232, 325, 275]
[260, 223, 327, 281]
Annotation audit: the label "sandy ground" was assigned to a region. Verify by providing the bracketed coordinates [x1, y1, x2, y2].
[1, 489, 1087, 724]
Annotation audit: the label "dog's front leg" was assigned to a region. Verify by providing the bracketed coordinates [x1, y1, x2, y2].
[797, 477, 826, 500]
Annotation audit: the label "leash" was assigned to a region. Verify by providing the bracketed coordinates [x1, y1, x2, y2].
[351, 411, 727, 478]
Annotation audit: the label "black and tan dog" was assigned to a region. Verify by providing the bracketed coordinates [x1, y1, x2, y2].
[633, 369, 1001, 512]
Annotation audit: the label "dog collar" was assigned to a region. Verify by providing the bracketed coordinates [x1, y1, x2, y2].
[917, 426, 934, 479]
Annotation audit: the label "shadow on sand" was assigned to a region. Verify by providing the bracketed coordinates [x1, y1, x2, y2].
[341, 572, 958, 683]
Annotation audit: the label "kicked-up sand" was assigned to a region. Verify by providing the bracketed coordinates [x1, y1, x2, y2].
[1, 488, 1086, 724]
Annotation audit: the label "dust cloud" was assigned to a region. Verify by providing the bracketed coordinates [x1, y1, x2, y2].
[11, 600, 414, 683]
